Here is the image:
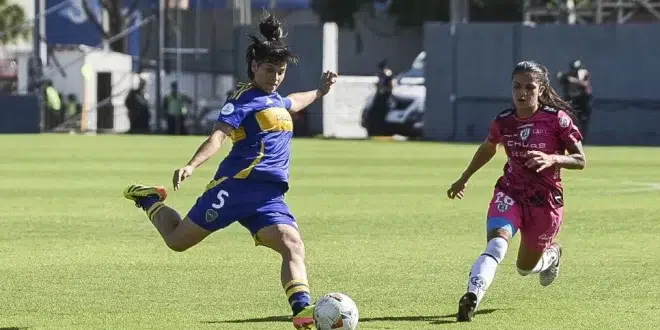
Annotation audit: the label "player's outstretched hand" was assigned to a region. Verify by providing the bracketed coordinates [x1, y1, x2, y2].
[447, 178, 468, 200]
[524, 150, 555, 172]
[318, 70, 338, 96]
[173, 165, 195, 191]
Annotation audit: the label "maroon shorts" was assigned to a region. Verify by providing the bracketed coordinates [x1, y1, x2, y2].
[486, 187, 563, 251]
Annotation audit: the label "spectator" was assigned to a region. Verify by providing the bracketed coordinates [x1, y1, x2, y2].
[44, 80, 61, 130]
[558, 59, 592, 140]
[125, 78, 151, 134]
[364, 59, 395, 136]
[64, 94, 82, 121]
[163, 81, 192, 135]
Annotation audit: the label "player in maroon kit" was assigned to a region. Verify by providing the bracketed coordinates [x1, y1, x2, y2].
[447, 61, 587, 322]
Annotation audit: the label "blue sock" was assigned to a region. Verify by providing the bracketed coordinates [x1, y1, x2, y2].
[285, 280, 312, 316]
[289, 291, 311, 315]
[138, 196, 160, 211]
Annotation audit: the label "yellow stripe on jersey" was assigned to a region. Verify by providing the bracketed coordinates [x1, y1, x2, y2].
[233, 140, 265, 179]
[255, 107, 293, 132]
[205, 176, 228, 192]
[230, 127, 246, 142]
[229, 83, 252, 100]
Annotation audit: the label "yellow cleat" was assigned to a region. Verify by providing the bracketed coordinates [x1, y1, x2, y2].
[123, 184, 167, 207]
[293, 304, 315, 330]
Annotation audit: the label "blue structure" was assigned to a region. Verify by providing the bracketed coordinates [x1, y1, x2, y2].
[46, 0, 143, 70]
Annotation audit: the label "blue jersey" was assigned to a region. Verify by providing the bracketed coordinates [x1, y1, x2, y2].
[215, 83, 295, 184]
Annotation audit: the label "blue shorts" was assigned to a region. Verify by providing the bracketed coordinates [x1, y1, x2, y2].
[186, 177, 297, 242]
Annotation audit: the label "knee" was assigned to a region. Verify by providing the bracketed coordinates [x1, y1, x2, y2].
[257, 224, 306, 260]
[484, 234, 509, 264]
[166, 240, 191, 252]
[487, 229, 512, 242]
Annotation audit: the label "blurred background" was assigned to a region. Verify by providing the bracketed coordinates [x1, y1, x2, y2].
[0, 0, 658, 145]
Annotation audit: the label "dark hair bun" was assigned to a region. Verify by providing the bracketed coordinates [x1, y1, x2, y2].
[259, 13, 284, 42]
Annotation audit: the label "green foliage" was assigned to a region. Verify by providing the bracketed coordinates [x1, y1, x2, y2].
[0, 0, 29, 44]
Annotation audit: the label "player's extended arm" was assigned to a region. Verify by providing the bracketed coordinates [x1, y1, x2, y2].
[285, 89, 325, 113]
[552, 142, 586, 170]
[460, 141, 498, 181]
[286, 71, 338, 113]
[185, 122, 233, 168]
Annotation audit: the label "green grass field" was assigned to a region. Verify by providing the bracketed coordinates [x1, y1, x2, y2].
[2, 134, 659, 330]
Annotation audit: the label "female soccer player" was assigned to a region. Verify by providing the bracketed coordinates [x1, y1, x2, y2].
[123, 13, 337, 330]
[447, 61, 586, 322]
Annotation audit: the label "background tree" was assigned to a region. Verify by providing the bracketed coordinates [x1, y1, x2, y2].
[0, 0, 29, 44]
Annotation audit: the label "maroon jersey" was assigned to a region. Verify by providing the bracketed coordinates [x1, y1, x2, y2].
[487, 107, 583, 207]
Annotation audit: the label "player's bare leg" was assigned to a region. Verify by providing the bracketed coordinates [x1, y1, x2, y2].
[516, 241, 562, 286]
[458, 229, 512, 322]
[257, 224, 314, 329]
[123, 184, 211, 251]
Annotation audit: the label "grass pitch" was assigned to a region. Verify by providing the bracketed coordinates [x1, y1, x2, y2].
[1, 134, 659, 329]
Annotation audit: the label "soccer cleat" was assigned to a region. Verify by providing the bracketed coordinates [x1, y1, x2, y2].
[293, 304, 315, 329]
[123, 184, 168, 208]
[457, 292, 478, 322]
[540, 243, 563, 287]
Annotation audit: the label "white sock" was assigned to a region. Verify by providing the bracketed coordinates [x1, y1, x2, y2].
[467, 237, 508, 304]
[517, 246, 559, 275]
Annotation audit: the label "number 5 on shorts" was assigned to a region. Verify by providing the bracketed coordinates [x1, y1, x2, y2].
[212, 190, 229, 209]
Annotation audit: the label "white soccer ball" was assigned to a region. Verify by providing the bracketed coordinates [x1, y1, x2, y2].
[313, 292, 359, 330]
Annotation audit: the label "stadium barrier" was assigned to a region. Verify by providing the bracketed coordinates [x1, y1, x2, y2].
[0, 95, 40, 133]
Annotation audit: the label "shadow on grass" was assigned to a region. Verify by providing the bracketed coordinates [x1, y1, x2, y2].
[202, 308, 509, 325]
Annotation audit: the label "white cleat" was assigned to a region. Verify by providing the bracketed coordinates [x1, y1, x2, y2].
[540, 243, 562, 287]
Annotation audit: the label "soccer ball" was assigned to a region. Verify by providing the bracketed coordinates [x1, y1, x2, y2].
[313, 292, 359, 330]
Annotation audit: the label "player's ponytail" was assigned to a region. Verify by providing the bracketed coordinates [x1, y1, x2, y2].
[258, 14, 284, 42]
[539, 83, 574, 115]
[245, 11, 298, 80]
[512, 61, 575, 117]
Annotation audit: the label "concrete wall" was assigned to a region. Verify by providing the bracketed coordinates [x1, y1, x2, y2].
[139, 8, 422, 76]
[424, 23, 660, 146]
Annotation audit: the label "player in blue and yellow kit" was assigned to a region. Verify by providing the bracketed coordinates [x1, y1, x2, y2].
[122, 13, 337, 330]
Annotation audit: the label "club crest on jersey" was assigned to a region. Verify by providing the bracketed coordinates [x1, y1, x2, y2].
[497, 203, 509, 212]
[221, 103, 235, 115]
[519, 127, 531, 141]
[205, 209, 218, 222]
[559, 116, 570, 128]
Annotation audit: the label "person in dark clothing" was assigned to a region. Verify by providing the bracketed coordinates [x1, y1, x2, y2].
[64, 94, 82, 121]
[125, 78, 151, 134]
[365, 60, 395, 136]
[558, 60, 592, 140]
